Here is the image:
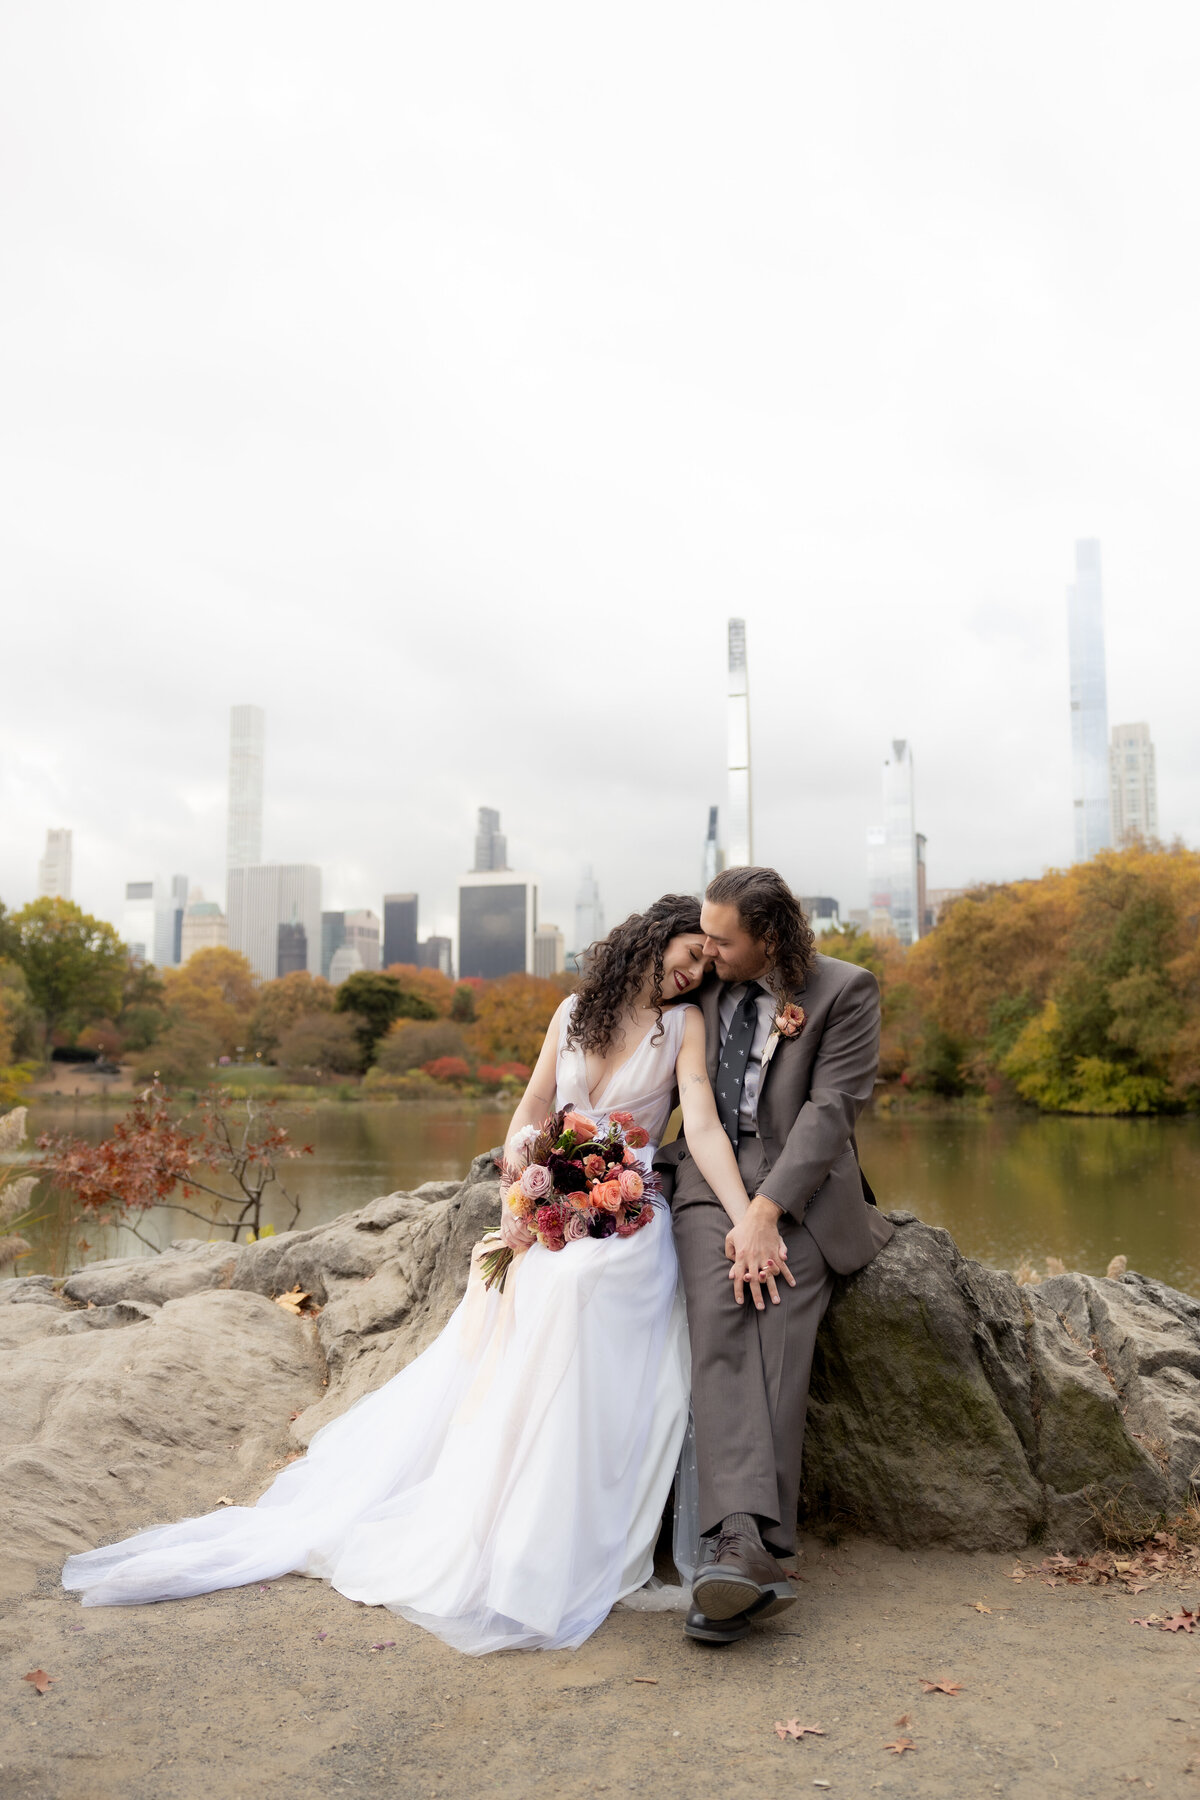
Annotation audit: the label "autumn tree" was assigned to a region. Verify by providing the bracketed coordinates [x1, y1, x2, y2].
[132, 1019, 222, 1086]
[6, 898, 128, 1043]
[470, 974, 563, 1067]
[249, 970, 335, 1059]
[161, 948, 258, 1058]
[335, 970, 437, 1066]
[276, 1012, 362, 1079]
[382, 964, 458, 1017]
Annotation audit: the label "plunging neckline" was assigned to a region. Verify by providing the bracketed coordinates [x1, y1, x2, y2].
[583, 1018, 661, 1110]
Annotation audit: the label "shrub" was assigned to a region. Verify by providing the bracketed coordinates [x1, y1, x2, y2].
[276, 1011, 363, 1079]
[422, 1056, 472, 1085]
[132, 1019, 221, 1086]
[375, 1019, 469, 1075]
[77, 1019, 123, 1059]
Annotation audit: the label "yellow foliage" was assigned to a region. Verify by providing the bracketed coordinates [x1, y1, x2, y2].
[470, 974, 564, 1067]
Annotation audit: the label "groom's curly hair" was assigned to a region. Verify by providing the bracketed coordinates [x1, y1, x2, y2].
[705, 866, 816, 1002]
[567, 894, 703, 1056]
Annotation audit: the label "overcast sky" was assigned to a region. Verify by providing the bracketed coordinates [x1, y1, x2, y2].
[2, 2, 1198, 951]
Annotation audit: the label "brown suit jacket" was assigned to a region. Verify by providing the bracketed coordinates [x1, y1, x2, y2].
[656, 954, 894, 1276]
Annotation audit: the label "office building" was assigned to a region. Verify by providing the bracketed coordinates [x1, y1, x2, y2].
[1068, 540, 1112, 861]
[866, 740, 921, 946]
[846, 908, 870, 932]
[574, 865, 605, 958]
[801, 896, 841, 936]
[459, 871, 538, 979]
[121, 875, 188, 967]
[726, 618, 753, 867]
[418, 936, 454, 978]
[701, 806, 724, 893]
[321, 912, 346, 980]
[277, 921, 308, 977]
[1110, 723, 1158, 845]
[328, 944, 364, 986]
[343, 909, 381, 972]
[180, 888, 228, 962]
[227, 864, 321, 982]
[917, 834, 928, 936]
[474, 807, 508, 872]
[533, 922, 566, 978]
[926, 887, 968, 930]
[226, 704, 265, 877]
[38, 829, 72, 901]
[383, 893, 419, 968]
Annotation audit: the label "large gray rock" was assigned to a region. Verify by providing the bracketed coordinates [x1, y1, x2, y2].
[0, 1286, 323, 1597]
[4, 1153, 1197, 1595]
[801, 1213, 1190, 1551]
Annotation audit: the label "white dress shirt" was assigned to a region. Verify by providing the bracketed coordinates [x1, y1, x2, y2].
[717, 980, 777, 1133]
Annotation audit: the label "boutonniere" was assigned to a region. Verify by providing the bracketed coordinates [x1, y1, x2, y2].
[774, 1003, 806, 1038]
[758, 1003, 806, 1079]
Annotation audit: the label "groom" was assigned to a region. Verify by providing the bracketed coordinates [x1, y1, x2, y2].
[655, 866, 893, 1644]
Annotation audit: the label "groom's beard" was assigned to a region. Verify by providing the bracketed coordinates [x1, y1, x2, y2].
[713, 956, 772, 985]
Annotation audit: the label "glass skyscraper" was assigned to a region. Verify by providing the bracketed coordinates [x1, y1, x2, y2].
[1067, 540, 1112, 862]
[226, 704, 265, 877]
[866, 740, 921, 947]
[726, 619, 752, 867]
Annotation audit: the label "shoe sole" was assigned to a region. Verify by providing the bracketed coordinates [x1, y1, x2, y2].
[683, 1614, 754, 1645]
[692, 1570, 798, 1623]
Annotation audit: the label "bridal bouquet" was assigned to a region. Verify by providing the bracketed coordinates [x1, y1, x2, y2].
[478, 1108, 659, 1293]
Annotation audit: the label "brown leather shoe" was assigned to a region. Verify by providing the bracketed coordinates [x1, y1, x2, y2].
[691, 1531, 797, 1623]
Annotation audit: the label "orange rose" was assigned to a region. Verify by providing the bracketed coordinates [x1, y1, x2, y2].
[610, 1110, 635, 1128]
[562, 1111, 597, 1143]
[595, 1179, 623, 1214]
[570, 1187, 593, 1211]
[583, 1153, 606, 1180]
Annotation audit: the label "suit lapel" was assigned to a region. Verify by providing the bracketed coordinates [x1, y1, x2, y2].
[757, 981, 805, 1107]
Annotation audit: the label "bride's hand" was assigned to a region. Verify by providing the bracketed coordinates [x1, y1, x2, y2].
[500, 1209, 536, 1252]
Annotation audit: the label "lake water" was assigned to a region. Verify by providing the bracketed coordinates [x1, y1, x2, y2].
[14, 1101, 1200, 1296]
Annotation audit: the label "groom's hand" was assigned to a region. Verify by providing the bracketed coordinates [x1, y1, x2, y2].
[724, 1197, 796, 1310]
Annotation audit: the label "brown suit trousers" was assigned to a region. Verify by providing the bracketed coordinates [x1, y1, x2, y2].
[658, 954, 894, 1552]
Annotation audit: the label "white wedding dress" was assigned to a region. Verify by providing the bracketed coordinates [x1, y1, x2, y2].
[63, 998, 693, 1653]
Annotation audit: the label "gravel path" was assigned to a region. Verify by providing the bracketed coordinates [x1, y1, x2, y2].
[3, 1535, 1197, 1798]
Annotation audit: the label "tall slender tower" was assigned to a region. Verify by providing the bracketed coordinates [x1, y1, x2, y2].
[726, 619, 753, 867]
[701, 805, 723, 891]
[866, 740, 921, 946]
[1067, 541, 1112, 861]
[37, 829, 72, 900]
[226, 705, 265, 878]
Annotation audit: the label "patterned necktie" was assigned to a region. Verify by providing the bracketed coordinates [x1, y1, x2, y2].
[714, 981, 764, 1149]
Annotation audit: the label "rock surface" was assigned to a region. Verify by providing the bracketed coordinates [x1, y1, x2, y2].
[3, 1154, 1198, 1594]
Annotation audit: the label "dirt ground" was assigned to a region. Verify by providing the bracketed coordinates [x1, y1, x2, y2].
[2, 1535, 1197, 1800]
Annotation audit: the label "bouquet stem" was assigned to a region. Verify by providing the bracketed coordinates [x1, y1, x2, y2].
[477, 1242, 515, 1294]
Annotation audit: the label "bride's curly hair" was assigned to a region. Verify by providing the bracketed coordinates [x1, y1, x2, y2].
[567, 894, 704, 1056]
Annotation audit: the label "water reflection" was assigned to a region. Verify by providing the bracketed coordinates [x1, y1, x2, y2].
[18, 1102, 1200, 1296]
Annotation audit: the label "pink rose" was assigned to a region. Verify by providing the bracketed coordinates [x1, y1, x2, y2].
[594, 1179, 623, 1214]
[564, 1213, 589, 1242]
[520, 1164, 552, 1202]
[617, 1167, 644, 1203]
[609, 1110, 635, 1128]
[562, 1111, 597, 1143]
[623, 1149, 639, 1167]
[583, 1153, 606, 1180]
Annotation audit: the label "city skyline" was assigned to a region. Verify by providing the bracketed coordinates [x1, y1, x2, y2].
[3, 8, 1199, 951]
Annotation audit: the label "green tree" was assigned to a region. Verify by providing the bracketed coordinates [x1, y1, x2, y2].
[9, 898, 127, 1042]
[132, 1019, 221, 1087]
[334, 970, 436, 1066]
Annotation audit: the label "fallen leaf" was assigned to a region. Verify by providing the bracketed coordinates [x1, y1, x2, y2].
[23, 1670, 54, 1695]
[893, 1713, 911, 1728]
[920, 1679, 965, 1696]
[971, 1601, 992, 1614]
[1127, 1584, 1151, 1596]
[1130, 1616, 1162, 1628]
[370, 1640, 397, 1651]
[884, 1737, 917, 1755]
[1163, 1611, 1197, 1634]
[316, 1631, 329, 1642]
[273, 1286, 311, 1315]
[214, 1495, 234, 1507]
[774, 1720, 826, 1741]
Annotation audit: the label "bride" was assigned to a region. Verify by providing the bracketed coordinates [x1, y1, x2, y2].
[63, 894, 790, 1653]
